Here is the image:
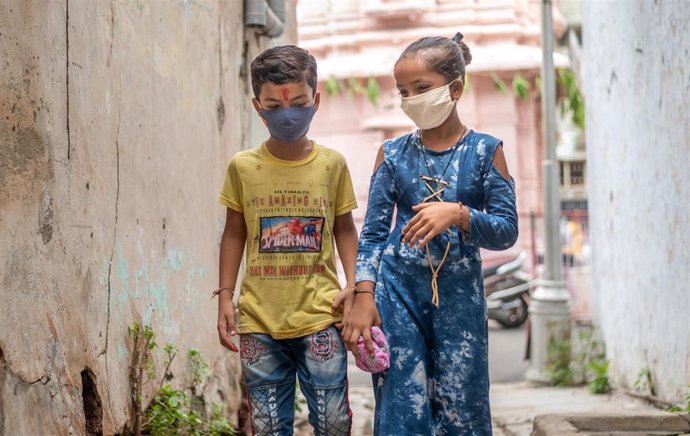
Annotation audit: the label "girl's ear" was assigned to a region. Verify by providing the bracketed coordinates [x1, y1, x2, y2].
[450, 80, 464, 101]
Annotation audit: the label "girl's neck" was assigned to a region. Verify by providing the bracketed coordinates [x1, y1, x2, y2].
[265, 136, 313, 161]
[419, 113, 466, 152]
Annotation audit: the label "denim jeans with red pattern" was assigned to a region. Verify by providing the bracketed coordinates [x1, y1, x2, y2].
[239, 325, 352, 436]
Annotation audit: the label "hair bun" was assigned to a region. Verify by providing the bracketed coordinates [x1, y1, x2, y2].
[452, 32, 472, 67]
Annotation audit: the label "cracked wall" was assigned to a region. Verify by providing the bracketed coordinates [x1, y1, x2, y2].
[583, 0, 690, 404]
[0, 1, 297, 434]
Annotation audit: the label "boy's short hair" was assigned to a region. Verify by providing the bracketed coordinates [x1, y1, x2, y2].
[250, 45, 318, 99]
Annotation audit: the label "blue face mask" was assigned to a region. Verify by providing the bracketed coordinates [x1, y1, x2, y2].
[260, 105, 317, 144]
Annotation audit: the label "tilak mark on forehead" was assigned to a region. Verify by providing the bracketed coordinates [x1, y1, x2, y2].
[281, 87, 289, 102]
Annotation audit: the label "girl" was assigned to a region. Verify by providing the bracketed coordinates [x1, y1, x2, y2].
[341, 33, 518, 435]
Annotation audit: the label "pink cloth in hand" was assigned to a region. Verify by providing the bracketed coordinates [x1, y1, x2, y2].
[355, 326, 390, 373]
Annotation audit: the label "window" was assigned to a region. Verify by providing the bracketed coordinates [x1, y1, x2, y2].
[570, 161, 584, 186]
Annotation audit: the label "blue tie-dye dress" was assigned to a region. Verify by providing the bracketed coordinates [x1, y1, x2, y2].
[356, 130, 518, 436]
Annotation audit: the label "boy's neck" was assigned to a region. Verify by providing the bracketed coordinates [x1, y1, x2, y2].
[265, 136, 314, 161]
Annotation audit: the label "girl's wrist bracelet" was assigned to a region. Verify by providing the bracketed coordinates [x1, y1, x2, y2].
[211, 287, 234, 299]
[354, 288, 375, 296]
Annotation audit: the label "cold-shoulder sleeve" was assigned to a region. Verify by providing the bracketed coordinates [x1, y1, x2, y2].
[464, 140, 519, 250]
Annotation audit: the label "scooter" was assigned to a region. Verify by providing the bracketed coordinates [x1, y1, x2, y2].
[483, 252, 535, 328]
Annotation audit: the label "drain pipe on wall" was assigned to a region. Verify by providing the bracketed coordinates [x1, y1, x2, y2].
[245, 0, 285, 38]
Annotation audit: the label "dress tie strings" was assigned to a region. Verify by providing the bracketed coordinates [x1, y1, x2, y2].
[419, 175, 452, 307]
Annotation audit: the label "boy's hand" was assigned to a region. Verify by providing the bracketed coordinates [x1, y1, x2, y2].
[217, 299, 239, 352]
[341, 293, 381, 358]
[402, 202, 460, 248]
[332, 285, 356, 329]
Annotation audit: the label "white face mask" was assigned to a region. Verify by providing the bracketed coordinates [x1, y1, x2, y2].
[400, 83, 457, 130]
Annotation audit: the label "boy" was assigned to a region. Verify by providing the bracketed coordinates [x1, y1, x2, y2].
[215, 45, 358, 435]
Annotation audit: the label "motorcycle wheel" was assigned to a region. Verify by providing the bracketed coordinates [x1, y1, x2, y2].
[496, 297, 529, 328]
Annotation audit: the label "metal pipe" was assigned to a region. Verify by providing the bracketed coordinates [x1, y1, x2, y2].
[540, 0, 562, 283]
[264, 4, 285, 38]
[245, 0, 267, 28]
[267, 0, 286, 22]
[244, 0, 285, 38]
[525, 0, 571, 384]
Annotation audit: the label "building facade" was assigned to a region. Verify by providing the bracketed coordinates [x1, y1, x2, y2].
[297, 0, 569, 268]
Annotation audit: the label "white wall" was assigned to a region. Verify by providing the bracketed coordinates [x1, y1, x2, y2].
[583, 0, 690, 403]
[0, 1, 295, 434]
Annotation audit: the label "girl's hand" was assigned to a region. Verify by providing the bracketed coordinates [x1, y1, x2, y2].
[217, 299, 239, 352]
[341, 293, 381, 357]
[332, 285, 356, 329]
[402, 202, 461, 248]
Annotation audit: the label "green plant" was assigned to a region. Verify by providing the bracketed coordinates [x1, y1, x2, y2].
[634, 366, 656, 396]
[490, 72, 509, 94]
[145, 384, 203, 435]
[557, 68, 585, 129]
[208, 403, 236, 435]
[324, 75, 380, 106]
[668, 388, 690, 413]
[588, 360, 611, 394]
[129, 321, 159, 435]
[546, 336, 574, 386]
[571, 326, 607, 384]
[512, 73, 531, 101]
[189, 349, 211, 388]
[127, 322, 236, 436]
[366, 76, 380, 106]
[324, 76, 340, 97]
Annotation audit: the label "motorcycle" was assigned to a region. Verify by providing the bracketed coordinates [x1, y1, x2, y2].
[483, 252, 535, 328]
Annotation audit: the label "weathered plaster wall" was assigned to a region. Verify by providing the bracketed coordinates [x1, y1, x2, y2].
[583, 0, 690, 403]
[0, 1, 295, 434]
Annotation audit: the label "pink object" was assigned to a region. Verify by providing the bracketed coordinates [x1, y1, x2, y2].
[355, 327, 390, 373]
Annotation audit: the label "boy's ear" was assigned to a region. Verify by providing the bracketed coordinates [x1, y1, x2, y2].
[451, 80, 464, 101]
[252, 98, 268, 127]
[313, 91, 321, 111]
[252, 98, 262, 114]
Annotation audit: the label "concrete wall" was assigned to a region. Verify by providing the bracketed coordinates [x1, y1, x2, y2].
[0, 1, 295, 434]
[583, 0, 690, 403]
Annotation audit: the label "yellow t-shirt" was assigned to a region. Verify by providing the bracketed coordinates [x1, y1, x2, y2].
[219, 142, 357, 339]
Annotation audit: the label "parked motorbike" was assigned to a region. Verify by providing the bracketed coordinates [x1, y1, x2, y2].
[483, 252, 535, 328]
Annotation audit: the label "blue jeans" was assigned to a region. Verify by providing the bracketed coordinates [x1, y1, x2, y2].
[240, 325, 352, 436]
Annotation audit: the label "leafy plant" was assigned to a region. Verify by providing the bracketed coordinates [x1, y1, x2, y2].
[490, 72, 509, 95]
[546, 336, 574, 386]
[634, 366, 656, 396]
[668, 388, 690, 413]
[127, 321, 236, 436]
[588, 360, 611, 394]
[145, 385, 203, 435]
[512, 73, 531, 101]
[324, 77, 340, 97]
[557, 68, 585, 129]
[324, 75, 380, 106]
[366, 76, 380, 106]
[189, 348, 211, 388]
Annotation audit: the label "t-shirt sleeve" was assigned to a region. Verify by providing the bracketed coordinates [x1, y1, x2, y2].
[218, 158, 243, 212]
[334, 162, 358, 216]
